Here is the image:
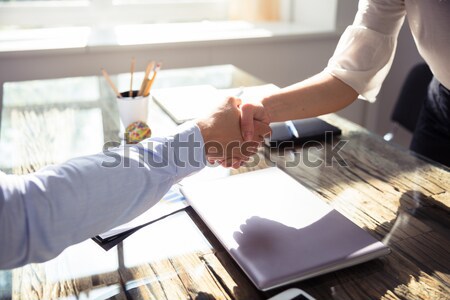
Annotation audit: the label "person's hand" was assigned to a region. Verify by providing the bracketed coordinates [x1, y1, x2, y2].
[196, 97, 271, 168]
[240, 102, 271, 142]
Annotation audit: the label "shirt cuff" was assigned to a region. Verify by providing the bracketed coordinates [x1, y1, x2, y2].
[171, 121, 207, 179]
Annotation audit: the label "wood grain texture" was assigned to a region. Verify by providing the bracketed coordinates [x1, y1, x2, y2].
[0, 67, 449, 300]
[261, 114, 450, 300]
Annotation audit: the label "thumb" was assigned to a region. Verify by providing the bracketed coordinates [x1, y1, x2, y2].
[240, 103, 256, 141]
[226, 96, 242, 108]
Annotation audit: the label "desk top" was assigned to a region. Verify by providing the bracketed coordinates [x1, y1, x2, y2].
[0, 65, 449, 300]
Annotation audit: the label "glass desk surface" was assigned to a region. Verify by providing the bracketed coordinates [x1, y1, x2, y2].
[0, 65, 449, 300]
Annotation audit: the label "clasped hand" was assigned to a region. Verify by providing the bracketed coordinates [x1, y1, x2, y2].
[196, 97, 270, 168]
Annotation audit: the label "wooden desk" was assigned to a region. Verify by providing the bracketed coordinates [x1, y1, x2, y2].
[0, 65, 449, 300]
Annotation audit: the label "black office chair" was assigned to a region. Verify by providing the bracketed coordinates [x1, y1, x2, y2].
[383, 63, 433, 142]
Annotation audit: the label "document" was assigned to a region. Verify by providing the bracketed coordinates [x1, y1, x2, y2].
[152, 84, 279, 124]
[93, 185, 188, 250]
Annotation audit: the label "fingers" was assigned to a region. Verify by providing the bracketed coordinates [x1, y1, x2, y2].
[220, 158, 241, 169]
[254, 120, 272, 140]
[241, 102, 270, 123]
[206, 133, 264, 167]
[240, 103, 270, 142]
[239, 121, 270, 155]
[202, 97, 270, 169]
[213, 156, 251, 168]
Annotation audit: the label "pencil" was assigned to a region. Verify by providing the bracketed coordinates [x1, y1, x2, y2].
[139, 78, 150, 97]
[130, 57, 135, 97]
[144, 62, 162, 97]
[101, 68, 121, 98]
[138, 61, 155, 96]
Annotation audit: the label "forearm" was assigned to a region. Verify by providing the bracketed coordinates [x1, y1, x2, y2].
[261, 72, 358, 122]
[0, 123, 206, 269]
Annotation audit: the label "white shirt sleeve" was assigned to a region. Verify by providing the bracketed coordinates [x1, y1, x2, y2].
[325, 0, 406, 102]
[0, 122, 206, 269]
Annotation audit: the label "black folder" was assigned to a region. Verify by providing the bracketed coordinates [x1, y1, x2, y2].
[265, 118, 341, 148]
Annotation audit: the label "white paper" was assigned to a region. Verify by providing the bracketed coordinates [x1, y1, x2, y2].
[99, 185, 188, 239]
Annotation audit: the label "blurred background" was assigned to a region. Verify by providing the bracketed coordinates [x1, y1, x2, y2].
[0, 0, 424, 147]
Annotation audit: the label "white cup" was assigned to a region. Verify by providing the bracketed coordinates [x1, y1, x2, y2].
[116, 91, 149, 129]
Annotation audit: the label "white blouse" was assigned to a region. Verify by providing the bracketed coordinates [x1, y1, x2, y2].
[326, 0, 450, 102]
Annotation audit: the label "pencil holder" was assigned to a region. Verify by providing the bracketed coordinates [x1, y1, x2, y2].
[116, 90, 149, 129]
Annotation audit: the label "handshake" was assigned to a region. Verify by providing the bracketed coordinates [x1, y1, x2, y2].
[196, 96, 271, 169]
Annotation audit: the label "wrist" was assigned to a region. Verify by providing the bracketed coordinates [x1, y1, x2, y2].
[196, 118, 214, 155]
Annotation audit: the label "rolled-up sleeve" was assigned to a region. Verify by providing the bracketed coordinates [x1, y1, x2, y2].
[325, 0, 406, 102]
[0, 122, 206, 269]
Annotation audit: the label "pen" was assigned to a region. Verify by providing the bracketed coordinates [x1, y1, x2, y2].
[286, 120, 299, 139]
[235, 87, 244, 98]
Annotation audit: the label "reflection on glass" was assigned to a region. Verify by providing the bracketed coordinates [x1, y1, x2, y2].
[116, 65, 240, 94]
[78, 284, 122, 300]
[44, 240, 119, 282]
[154, 65, 244, 89]
[3, 76, 99, 106]
[0, 270, 12, 299]
[122, 211, 211, 268]
[0, 108, 104, 171]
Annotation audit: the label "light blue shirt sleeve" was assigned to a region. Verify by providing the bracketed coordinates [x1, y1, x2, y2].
[0, 122, 206, 270]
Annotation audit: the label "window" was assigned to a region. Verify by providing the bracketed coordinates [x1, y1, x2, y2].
[0, 0, 337, 30]
[0, 0, 337, 52]
[0, 0, 230, 28]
